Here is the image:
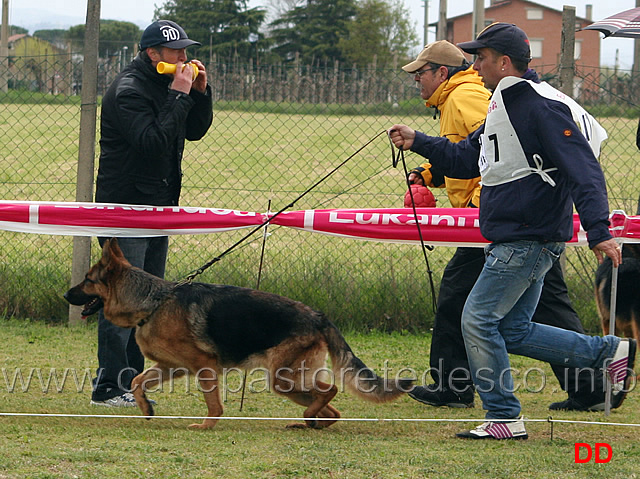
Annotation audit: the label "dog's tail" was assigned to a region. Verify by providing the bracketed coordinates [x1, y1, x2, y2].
[322, 319, 413, 402]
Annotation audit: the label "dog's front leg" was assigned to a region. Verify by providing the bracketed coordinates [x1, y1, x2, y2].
[131, 366, 162, 418]
[189, 366, 223, 430]
[131, 363, 186, 418]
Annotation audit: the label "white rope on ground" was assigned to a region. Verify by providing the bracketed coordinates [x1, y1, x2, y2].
[1, 412, 639, 429]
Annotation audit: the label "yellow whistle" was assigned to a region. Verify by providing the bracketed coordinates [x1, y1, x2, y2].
[156, 61, 199, 80]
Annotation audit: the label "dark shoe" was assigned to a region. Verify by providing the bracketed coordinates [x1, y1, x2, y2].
[549, 396, 605, 412]
[409, 383, 474, 408]
[549, 389, 628, 411]
[456, 416, 528, 440]
[550, 339, 637, 412]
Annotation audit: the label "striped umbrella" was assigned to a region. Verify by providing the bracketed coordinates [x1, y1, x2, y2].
[582, 7, 640, 38]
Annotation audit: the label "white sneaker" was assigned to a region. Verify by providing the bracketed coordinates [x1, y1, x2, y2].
[91, 392, 137, 407]
[607, 338, 636, 392]
[90, 392, 157, 408]
[457, 416, 528, 440]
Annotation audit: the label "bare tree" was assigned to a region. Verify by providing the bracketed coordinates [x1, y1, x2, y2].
[264, 0, 305, 27]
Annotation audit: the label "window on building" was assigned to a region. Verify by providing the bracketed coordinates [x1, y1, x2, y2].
[574, 40, 582, 60]
[530, 39, 543, 59]
[526, 8, 544, 20]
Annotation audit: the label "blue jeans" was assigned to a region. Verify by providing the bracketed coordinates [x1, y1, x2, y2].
[461, 240, 620, 419]
[92, 236, 168, 401]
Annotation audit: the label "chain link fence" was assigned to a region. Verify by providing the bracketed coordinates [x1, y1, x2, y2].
[1, 51, 639, 332]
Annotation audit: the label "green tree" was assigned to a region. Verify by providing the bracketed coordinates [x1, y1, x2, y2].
[33, 29, 68, 50]
[3, 25, 28, 36]
[154, 0, 266, 62]
[67, 20, 141, 58]
[338, 0, 418, 69]
[268, 0, 358, 64]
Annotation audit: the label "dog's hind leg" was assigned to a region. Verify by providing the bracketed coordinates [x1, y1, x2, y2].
[189, 365, 223, 430]
[317, 403, 341, 424]
[302, 381, 340, 429]
[279, 380, 339, 429]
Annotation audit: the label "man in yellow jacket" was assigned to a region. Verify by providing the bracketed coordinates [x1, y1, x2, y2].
[406, 41, 608, 411]
[403, 40, 487, 209]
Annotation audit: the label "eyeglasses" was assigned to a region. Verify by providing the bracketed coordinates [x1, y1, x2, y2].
[413, 67, 438, 78]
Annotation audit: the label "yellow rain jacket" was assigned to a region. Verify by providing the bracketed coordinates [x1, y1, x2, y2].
[412, 66, 490, 208]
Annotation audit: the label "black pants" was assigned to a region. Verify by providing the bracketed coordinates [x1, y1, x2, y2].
[91, 236, 169, 401]
[429, 246, 604, 401]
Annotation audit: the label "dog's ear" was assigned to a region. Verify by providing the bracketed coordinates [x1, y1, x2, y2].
[101, 238, 132, 271]
[101, 238, 125, 263]
[108, 238, 125, 258]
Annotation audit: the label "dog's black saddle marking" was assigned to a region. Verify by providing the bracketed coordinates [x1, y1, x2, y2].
[175, 283, 322, 364]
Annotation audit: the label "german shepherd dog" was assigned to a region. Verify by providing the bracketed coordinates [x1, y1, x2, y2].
[65, 238, 411, 430]
[595, 243, 640, 355]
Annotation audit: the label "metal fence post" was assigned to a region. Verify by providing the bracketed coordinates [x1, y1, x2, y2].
[69, 0, 101, 325]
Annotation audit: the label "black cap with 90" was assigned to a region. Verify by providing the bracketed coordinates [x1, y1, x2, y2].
[457, 22, 531, 63]
[139, 20, 201, 50]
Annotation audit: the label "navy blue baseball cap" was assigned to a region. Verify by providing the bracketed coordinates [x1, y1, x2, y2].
[140, 20, 201, 49]
[457, 22, 531, 63]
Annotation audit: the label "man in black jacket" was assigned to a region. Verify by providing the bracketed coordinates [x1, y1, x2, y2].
[90, 20, 213, 407]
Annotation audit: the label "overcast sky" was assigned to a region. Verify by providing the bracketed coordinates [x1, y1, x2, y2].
[7, 0, 638, 68]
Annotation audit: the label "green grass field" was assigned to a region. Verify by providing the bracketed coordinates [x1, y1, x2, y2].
[3, 102, 639, 330]
[0, 320, 639, 478]
[1, 103, 640, 477]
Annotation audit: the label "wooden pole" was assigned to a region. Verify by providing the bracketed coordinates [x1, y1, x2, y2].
[436, 0, 446, 41]
[1, 0, 9, 93]
[559, 6, 576, 97]
[472, 0, 485, 39]
[69, 0, 100, 325]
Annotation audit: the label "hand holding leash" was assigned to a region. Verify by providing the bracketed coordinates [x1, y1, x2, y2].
[388, 126, 437, 312]
[388, 125, 416, 152]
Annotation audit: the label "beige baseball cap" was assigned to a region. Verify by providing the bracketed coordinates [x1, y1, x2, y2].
[402, 40, 466, 73]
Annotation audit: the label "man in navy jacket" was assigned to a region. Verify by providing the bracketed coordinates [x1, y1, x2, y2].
[390, 23, 635, 440]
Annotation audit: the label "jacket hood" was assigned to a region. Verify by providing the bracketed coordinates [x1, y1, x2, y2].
[130, 53, 173, 89]
[426, 66, 485, 109]
[522, 68, 541, 83]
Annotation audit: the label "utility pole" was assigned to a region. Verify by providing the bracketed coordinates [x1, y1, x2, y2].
[559, 6, 576, 97]
[472, 0, 485, 39]
[436, 0, 446, 41]
[423, 0, 428, 46]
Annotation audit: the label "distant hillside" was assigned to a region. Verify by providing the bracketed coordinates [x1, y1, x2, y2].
[11, 7, 147, 35]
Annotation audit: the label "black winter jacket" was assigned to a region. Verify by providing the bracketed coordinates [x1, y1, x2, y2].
[96, 54, 213, 206]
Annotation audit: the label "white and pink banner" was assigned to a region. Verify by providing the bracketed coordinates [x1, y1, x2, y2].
[1, 201, 639, 246]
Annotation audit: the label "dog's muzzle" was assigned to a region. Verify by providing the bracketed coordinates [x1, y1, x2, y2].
[64, 289, 104, 317]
